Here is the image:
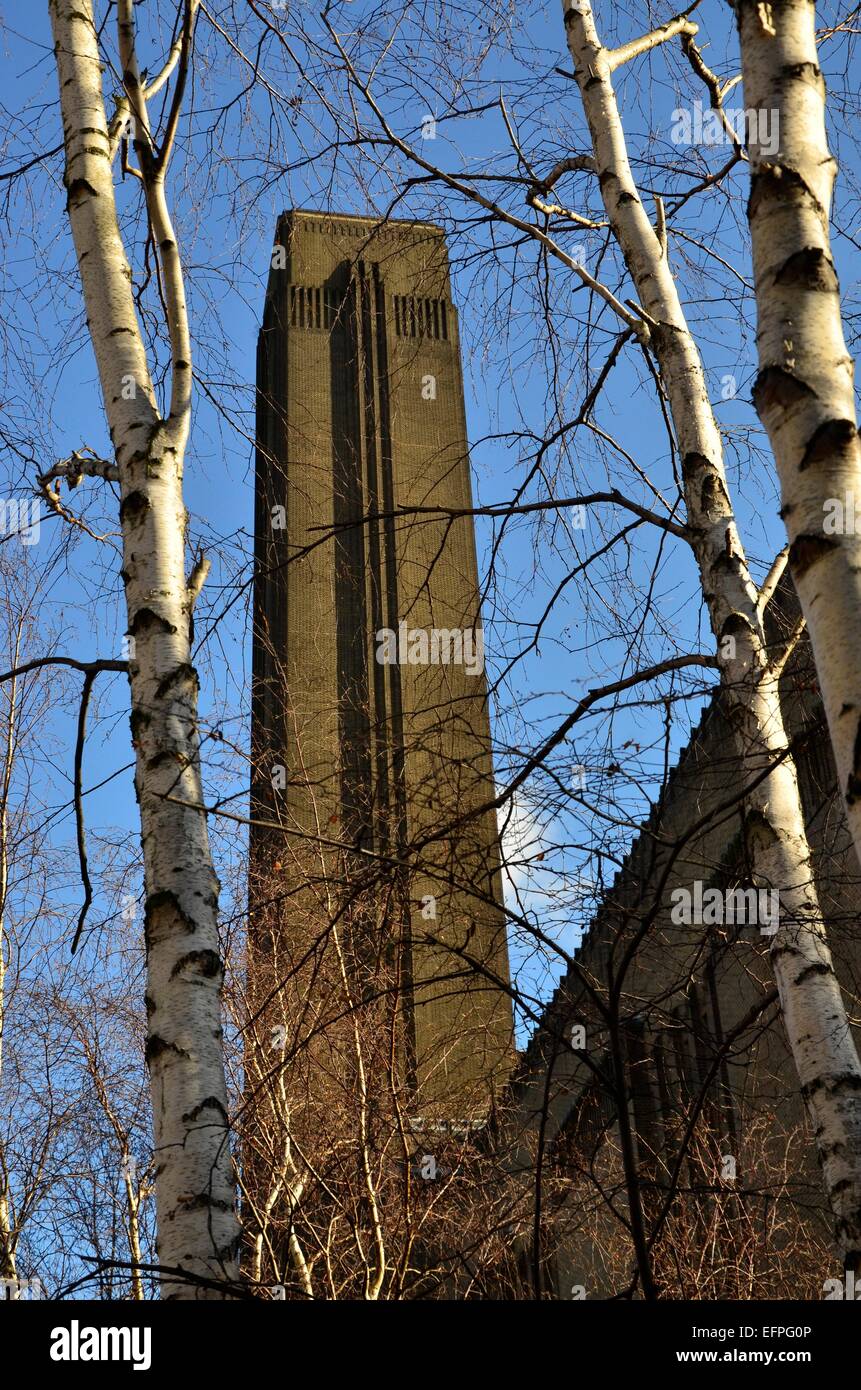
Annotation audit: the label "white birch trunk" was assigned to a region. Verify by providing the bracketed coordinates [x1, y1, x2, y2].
[49, 0, 239, 1295]
[562, 0, 861, 1273]
[0, 654, 19, 1282]
[735, 7, 861, 889]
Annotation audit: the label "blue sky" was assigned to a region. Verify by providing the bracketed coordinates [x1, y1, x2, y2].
[2, 0, 859, 1035]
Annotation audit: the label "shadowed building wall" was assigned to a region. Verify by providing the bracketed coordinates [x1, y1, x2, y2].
[252, 210, 513, 1113]
[506, 594, 861, 1298]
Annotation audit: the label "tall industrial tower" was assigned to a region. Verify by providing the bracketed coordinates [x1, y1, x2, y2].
[252, 211, 513, 1113]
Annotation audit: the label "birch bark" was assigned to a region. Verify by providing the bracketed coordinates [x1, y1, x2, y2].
[48, 0, 239, 1295]
[0, 641, 20, 1283]
[734, 4, 861, 898]
[561, 0, 861, 1274]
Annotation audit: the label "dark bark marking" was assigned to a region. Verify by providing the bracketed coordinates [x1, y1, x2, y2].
[802, 1072, 861, 1102]
[119, 490, 150, 524]
[170, 949, 222, 981]
[145, 1035, 191, 1064]
[129, 607, 177, 637]
[753, 365, 817, 415]
[155, 663, 199, 701]
[145, 889, 197, 934]
[65, 177, 98, 210]
[773, 245, 838, 294]
[830, 1177, 854, 1198]
[743, 807, 780, 858]
[748, 162, 826, 221]
[779, 61, 824, 92]
[146, 748, 186, 772]
[788, 533, 839, 579]
[182, 1096, 229, 1124]
[171, 1194, 234, 1215]
[799, 417, 858, 472]
[682, 450, 712, 482]
[846, 719, 861, 805]
[700, 471, 731, 519]
[794, 960, 837, 987]
[720, 611, 755, 646]
[129, 707, 151, 744]
[770, 943, 805, 963]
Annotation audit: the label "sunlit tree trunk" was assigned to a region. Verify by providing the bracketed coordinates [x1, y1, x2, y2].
[48, 0, 239, 1296]
[561, 0, 861, 1276]
[0, 636, 21, 1283]
[735, 4, 861, 875]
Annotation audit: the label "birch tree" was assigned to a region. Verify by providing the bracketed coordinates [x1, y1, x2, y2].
[46, 0, 239, 1296]
[14, 0, 860, 1294]
[555, 0, 861, 1281]
[733, 4, 861, 884]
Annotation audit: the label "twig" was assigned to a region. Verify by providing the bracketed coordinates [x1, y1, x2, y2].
[37, 448, 119, 541]
[0, 656, 127, 685]
[71, 670, 97, 953]
[606, 14, 700, 71]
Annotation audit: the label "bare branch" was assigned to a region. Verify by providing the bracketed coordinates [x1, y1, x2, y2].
[757, 546, 790, 618]
[309, 490, 691, 541]
[606, 15, 700, 72]
[38, 449, 119, 496]
[679, 33, 745, 155]
[153, 1, 199, 177]
[0, 144, 64, 182]
[526, 154, 599, 223]
[118, 0, 195, 431]
[319, 15, 653, 342]
[0, 657, 127, 686]
[763, 614, 807, 682]
[34, 449, 120, 540]
[70, 670, 97, 954]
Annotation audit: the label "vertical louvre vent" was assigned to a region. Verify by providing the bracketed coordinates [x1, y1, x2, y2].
[392, 295, 448, 340]
[288, 285, 342, 330]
